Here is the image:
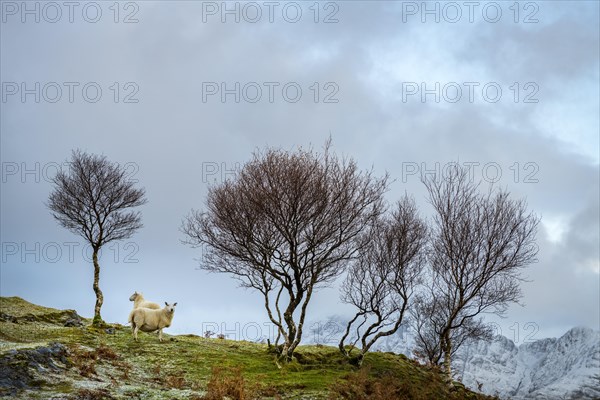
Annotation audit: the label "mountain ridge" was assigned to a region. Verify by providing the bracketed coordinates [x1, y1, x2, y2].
[454, 326, 600, 399]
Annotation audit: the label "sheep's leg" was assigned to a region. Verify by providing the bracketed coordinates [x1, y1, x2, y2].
[158, 329, 163, 342]
[133, 325, 139, 341]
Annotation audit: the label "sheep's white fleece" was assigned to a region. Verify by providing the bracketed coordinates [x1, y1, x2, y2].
[129, 291, 160, 310]
[128, 302, 177, 341]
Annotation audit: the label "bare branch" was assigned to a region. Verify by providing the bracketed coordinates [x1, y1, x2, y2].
[339, 195, 427, 364]
[47, 150, 146, 324]
[413, 164, 539, 380]
[182, 143, 388, 361]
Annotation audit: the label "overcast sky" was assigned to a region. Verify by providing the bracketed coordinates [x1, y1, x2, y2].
[1, 1, 598, 346]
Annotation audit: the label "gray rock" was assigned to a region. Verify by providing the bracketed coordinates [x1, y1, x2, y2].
[61, 310, 83, 327]
[64, 317, 83, 327]
[0, 312, 18, 323]
[0, 342, 70, 395]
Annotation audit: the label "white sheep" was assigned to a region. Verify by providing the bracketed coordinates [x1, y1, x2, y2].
[129, 302, 177, 342]
[129, 291, 161, 310]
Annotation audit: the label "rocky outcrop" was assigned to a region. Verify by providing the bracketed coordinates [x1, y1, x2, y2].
[0, 342, 70, 396]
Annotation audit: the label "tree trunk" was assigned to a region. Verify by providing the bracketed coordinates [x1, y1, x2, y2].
[281, 284, 313, 361]
[284, 331, 300, 360]
[443, 335, 453, 386]
[92, 249, 104, 326]
[280, 289, 304, 362]
[339, 312, 362, 358]
[280, 310, 296, 362]
[356, 352, 366, 368]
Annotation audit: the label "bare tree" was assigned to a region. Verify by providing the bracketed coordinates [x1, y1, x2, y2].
[411, 290, 492, 366]
[411, 292, 443, 365]
[415, 165, 539, 382]
[338, 195, 427, 365]
[47, 150, 146, 326]
[181, 144, 388, 361]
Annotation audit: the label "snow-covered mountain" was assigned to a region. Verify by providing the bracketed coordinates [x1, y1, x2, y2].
[307, 318, 599, 399]
[454, 327, 600, 399]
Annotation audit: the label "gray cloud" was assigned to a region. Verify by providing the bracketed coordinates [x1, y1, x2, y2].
[1, 1, 598, 340]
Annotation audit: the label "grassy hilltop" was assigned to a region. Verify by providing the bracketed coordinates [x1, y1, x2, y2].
[0, 297, 495, 399]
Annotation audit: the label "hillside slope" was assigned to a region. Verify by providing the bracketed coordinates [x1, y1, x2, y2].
[0, 296, 496, 399]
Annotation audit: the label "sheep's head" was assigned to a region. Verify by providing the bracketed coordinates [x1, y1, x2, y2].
[129, 291, 140, 301]
[164, 302, 177, 313]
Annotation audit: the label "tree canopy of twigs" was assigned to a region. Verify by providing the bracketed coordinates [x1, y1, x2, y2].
[47, 150, 147, 325]
[413, 165, 539, 382]
[181, 143, 388, 361]
[338, 195, 427, 365]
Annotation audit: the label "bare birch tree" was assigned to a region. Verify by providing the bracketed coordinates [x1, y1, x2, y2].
[411, 290, 493, 366]
[47, 150, 147, 326]
[181, 144, 388, 361]
[338, 195, 427, 365]
[415, 165, 539, 382]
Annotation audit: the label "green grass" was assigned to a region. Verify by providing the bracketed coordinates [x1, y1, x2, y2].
[0, 296, 496, 399]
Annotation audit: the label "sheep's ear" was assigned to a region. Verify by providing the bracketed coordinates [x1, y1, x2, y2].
[173, 302, 177, 306]
[165, 302, 168, 306]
